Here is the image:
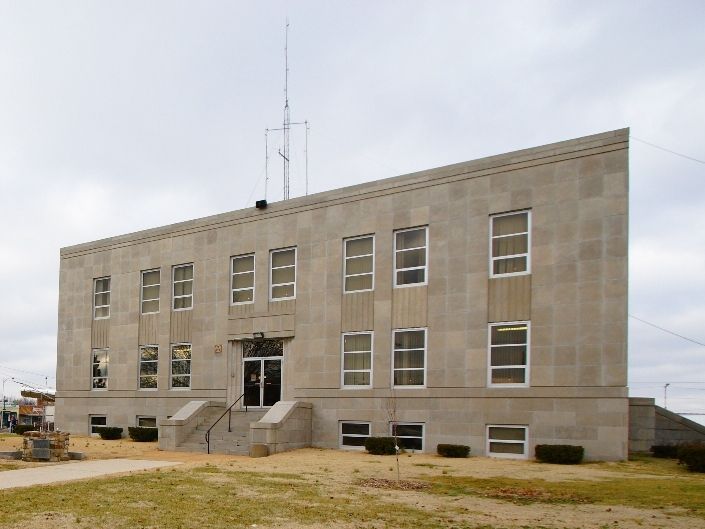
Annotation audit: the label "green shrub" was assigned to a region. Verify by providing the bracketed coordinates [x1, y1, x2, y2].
[13, 425, 37, 435]
[364, 437, 396, 455]
[677, 443, 705, 473]
[650, 444, 679, 459]
[535, 444, 584, 464]
[128, 426, 158, 442]
[95, 426, 123, 440]
[437, 444, 470, 458]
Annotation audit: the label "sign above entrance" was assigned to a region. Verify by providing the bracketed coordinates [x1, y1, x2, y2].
[243, 339, 284, 358]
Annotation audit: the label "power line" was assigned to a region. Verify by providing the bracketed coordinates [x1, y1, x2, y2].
[0, 364, 55, 380]
[629, 314, 705, 348]
[631, 135, 705, 165]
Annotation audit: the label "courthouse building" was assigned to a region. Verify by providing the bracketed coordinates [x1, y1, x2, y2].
[55, 128, 629, 460]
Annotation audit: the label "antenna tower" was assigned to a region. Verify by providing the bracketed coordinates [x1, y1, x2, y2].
[264, 20, 309, 202]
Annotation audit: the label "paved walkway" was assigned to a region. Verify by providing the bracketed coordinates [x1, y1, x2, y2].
[0, 459, 181, 490]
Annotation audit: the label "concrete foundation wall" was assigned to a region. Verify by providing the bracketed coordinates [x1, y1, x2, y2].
[250, 401, 312, 455]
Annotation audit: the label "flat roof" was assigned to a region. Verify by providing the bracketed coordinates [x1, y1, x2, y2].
[61, 128, 628, 258]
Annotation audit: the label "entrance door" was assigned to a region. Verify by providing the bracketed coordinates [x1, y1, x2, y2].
[243, 357, 282, 407]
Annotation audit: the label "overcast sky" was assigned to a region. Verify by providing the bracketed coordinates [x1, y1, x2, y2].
[1, 1, 704, 420]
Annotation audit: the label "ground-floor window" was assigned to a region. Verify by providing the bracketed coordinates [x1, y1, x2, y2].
[391, 422, 424, 452]
[89, 415, 107, 435]
[486, 425, 528, 459]
[137, 416, 157, 428]
[339, 421, 370, 450]
[170, 343, 192, 389]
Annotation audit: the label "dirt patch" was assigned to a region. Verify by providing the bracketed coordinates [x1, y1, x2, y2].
[359, 477, 430, 491]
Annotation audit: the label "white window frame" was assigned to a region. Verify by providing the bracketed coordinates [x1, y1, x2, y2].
[487, 321, 530, 388]
[170, 342, 192, 390]
[486, 425, 529, 459]
[140, 268, 160, 314]
[89, 415, 107, 435]
[136, 416, 157, 428]
[231, 253, 255, 305]
[341, 331, 373, 389]
[393, 226, 428, 288]
[93, 277, 111, 319]
[269, 247, 297, 301]
[392, 327, 427, 388]
[339, 421, 371, 451]
[390, 422, 425, 453]
[343, 235, 375, 293]
[138, 345, 159, 390]
[489, 210, 531, 278]
[172, 264, 194, 311]
[91, 348, 108, 390]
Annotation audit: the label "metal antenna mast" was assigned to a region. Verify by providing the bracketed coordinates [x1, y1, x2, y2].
[278, 19, 291, 200]
[263, 20, 309, 202]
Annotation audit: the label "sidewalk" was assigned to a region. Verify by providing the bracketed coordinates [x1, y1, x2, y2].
[0, 459, 181, 489]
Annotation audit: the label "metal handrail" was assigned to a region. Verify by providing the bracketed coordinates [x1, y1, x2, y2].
[205, 393, 248, 454]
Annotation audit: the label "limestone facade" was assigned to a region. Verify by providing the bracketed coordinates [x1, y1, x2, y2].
[55, 128, 629, 460]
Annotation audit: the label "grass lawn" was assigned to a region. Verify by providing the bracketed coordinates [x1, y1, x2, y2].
[0, 441, 703, 529]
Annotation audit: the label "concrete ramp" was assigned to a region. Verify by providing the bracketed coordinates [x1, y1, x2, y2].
[629, 397, 705, 453]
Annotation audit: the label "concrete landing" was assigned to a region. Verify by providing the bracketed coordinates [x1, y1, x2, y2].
[0, 459, 181, 490]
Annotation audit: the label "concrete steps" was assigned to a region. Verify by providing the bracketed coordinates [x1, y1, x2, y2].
[175, 407, 266, 455]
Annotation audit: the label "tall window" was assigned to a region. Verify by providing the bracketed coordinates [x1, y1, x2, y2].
[141, 269, 160, 314]
[341, 332, 372, 387]
[172, 264, 193, 310]
[344, 236, 374, 292]
[487, 425, 528, 459]
[339, 421, 370, 450]
[231, 254, 255, 304]
[170, 343, 191, 389]
[393, 328, 426, 387]
[488, 322, 529, 386]
[490, 211, 530, 276]
[270, 248, 296, 300]
[394, 227, 428, 287]
[93, 277, 111, 319]
[92, 348, 108, 389]
[139, 345, 158, 389]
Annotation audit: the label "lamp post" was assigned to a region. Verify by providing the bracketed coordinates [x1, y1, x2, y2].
[1, 377, 12, 429]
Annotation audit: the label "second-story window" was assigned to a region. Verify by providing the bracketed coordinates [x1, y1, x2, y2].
[344, 236, 374, 292]
[490, 210, 530, 276]
[141, 269, 160, 314]
[270, 248, 296, 300]
[93, 277, 111, 319]
[341, 332, 373, 387]
[393, 328, 426, 387]
[394, 227, 428, 287]
[172, 264, 193, 310]
[231, 254, 255, 304]
[170, 343, 191, 389]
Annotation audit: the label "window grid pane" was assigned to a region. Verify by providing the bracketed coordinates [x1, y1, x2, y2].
[231, 255, 255, 305]
[393, 330, 425, 386]
[487, 426, 528, 458]
[92, 348, 108, 389]
[141, 270, 160, 314]
[345, 236, 374, 293]
[93, 277, 111, 319]
[489, 323, 529, 386]
[340, 422, 370, 449]
[139, 346, 158, 389]
[170, 344, 192, 389]
[394, 228, 427, 287]
[491, 212, 530, 276]
[391, 423, 424, 452]
[172, 265, 193, 310]
[271, 249, 296, 300]
[342, 333, 372, 387]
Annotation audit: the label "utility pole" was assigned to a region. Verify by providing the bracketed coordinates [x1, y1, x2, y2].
[1, 377, 11, 429]
[664, 383, 670, 409]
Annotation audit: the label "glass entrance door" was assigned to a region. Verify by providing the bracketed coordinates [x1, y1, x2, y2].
[243, 357, 282, 407]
